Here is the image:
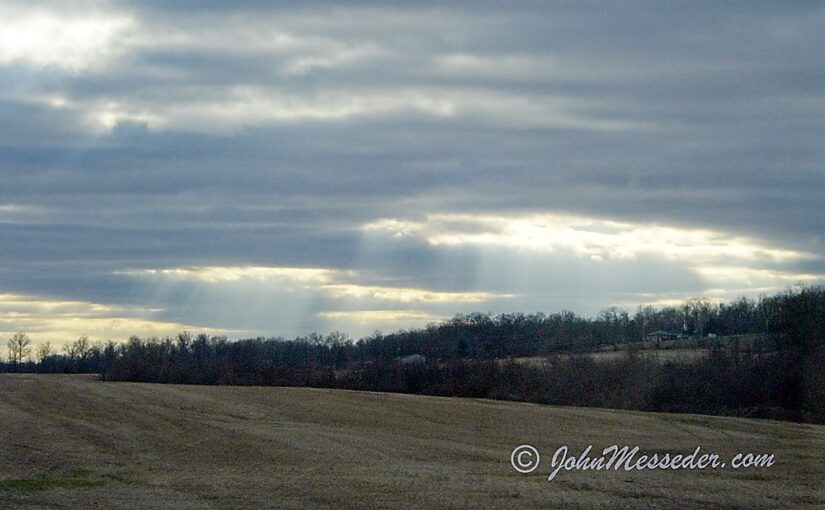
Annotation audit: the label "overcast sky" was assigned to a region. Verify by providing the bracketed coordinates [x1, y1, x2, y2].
[2, 1, 824, 345]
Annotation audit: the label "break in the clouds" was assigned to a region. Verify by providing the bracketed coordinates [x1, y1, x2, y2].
[1, 1, 824, 345]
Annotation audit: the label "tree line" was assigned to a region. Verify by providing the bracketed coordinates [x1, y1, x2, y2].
[2, 286, 824, 423]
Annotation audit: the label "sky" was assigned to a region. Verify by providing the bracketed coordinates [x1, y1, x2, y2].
[1, 1, 824, 347]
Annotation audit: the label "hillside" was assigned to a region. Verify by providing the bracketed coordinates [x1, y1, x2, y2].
[0, 375, 823, 509]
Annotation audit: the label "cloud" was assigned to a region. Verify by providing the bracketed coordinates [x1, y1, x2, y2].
[121, 265, 510, 304]
[106, 265, 510, 338]
[0, 293, 230, 347]
[124, 266, 336, 284]
[0, 1, 823, 339]
[321, 284, 506, 304]
[362, 214, 812, 264]
[0, 3, 660, 133]
[316, 310, 441, 322]
[362, 213, 824, 304]
[315, 310, 443, 332]
[0, 5, 132, 71]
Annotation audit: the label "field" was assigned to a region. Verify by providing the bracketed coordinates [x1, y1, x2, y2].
[511, 348, 711, 366]
[511, 335, 779, 366]
[1, 375, 823, 509]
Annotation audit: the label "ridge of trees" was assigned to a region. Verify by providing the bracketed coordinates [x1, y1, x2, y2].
[2, 286, 824, 423]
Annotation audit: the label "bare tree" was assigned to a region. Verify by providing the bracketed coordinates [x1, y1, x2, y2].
[7, 331, 31, 364]
[65, 336, 91, 360]
[35, 341, 53, 363]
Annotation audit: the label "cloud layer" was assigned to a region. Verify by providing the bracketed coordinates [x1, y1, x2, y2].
[1, 1, 823, 344]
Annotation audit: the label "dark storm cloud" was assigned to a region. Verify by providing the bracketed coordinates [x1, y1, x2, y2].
[1, 0, 823, 340]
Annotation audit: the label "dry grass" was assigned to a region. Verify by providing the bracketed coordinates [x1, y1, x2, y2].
[0, 374, 823, 509]
[512, 348, 711, 366]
